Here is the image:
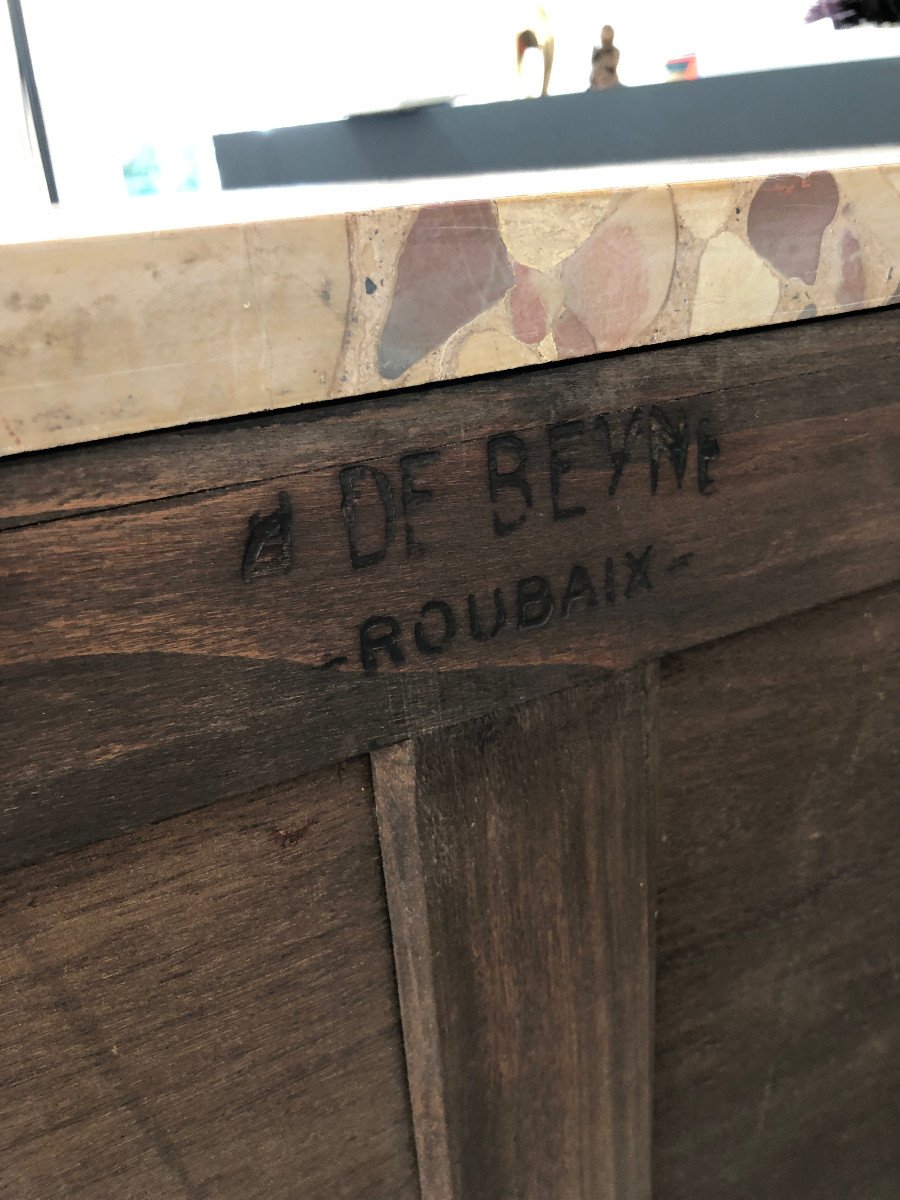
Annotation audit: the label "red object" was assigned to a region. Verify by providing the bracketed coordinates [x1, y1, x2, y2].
[666, 54, 698, 81]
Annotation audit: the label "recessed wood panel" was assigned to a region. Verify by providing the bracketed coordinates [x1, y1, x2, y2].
[0, 760, 419, 1200]
[654, 586, 900, 1199]
[372, 669, 657, 1200]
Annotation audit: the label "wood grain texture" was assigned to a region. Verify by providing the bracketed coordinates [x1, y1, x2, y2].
[2, 306, 897, 530]
[1, 312, 897, 870]
[653, 585, 900, 1200]
[0, 661, 592, 872]
[372, 668, 657, 1200]
[0, 759, 420, 1200]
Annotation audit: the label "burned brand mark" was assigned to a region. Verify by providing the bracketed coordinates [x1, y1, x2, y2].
[239, 405, 721, 671]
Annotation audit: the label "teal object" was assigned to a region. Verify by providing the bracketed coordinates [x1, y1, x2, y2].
[123, 144, 202, 196]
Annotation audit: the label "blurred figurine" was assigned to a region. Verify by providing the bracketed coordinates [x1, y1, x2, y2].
[516, 6, 554, 97]
[589, 25, 621, 90]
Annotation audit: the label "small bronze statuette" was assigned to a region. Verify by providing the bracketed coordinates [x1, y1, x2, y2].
[589, 25, 621, 90]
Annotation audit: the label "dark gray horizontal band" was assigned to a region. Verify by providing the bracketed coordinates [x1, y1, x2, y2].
[215, 58, 900, 189]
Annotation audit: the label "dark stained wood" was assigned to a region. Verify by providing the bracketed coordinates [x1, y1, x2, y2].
[0, 759, 420, 1200]
[1, 310, 898, 869]
[1, 306, 896, 530]
[371, 739, 456, 1200]
[371, 668, 657, 1200]
[0, 661, 593, 871]
[653, 585, 900, 1200]
[9, 399, 896, 677]
[1, 303, 898, 1200]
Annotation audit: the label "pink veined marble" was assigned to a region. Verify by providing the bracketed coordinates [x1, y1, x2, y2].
[1, 162, 899, 455]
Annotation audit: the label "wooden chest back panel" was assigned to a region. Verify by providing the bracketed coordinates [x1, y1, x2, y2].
[0, 308, 898, 1198]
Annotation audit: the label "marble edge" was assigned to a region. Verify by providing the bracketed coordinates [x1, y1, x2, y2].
[2, 160, 900, 457]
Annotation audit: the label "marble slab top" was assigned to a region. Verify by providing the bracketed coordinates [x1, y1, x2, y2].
[2, 150, 899, 456]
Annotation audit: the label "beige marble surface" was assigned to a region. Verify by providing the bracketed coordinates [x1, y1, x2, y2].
[2, 155, 899, 456]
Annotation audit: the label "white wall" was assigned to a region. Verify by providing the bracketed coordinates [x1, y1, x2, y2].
[3, 0, 900, 208]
